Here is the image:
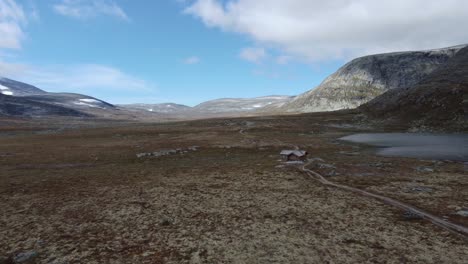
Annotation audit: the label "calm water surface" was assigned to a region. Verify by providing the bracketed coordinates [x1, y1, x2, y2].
[340, 133, 468, 161]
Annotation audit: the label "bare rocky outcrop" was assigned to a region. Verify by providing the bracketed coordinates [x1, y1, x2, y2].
[361, 46, 468, 131]
[281, 45, 467, 113]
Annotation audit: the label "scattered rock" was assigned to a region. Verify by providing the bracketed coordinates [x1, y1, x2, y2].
[408, 186, 433, 193]
[160, 217, 173, 226]
[286, 161, 304, 165]
[354, 173, 375, 177]
[415, 166, 434, 173]
[402, 210, 423, 220]
[370, 162, 384, 168]
[455, 210, 468, 217]
[338, 151, 360, 156]
[318, 163, 336, 169]
[327, 170, 339, 177]
[308, 157, 325, 163]
[13, 251, 38, 264]
[137, 146, 199, 158]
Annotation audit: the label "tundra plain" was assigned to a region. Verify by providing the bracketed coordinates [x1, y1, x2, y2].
[0, 112, 467, 263]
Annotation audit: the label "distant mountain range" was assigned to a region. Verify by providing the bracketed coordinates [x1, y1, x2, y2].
[118, 96, 294, 117]
[117, 103, 191, 114]
[1, 44, 466, 129]
[0, 77, 294, 119]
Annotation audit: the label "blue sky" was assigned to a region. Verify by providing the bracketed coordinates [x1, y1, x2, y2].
[1, 0, 467, 105]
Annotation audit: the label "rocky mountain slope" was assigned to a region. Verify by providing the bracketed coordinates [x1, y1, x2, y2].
[281, 45, 467, 113]
[361, 46, 468, 131]
[0, 77, 114, 117]
[0, 78, 47, 96]
[0, 94, 90, 117]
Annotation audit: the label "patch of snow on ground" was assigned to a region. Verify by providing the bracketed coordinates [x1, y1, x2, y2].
[0, 84, 9, 90]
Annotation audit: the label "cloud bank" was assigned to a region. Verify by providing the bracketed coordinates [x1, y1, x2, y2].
[185, 0, 468, 61]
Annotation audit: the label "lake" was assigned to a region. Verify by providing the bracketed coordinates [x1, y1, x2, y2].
[340, 133, 468, 162]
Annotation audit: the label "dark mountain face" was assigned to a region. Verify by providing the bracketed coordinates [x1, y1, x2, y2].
[0, 94, 90, 117]
[24, 93, 114, 109]
[361, 46, 468, 130]
[280, 45, 466, 113]
[0, 77, 114, 118]
[0, 78, 47, 96]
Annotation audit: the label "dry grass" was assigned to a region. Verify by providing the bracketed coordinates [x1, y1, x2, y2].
[0, 112, 467, 263]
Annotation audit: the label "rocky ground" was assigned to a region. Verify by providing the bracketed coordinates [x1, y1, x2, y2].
[0, 111, 467, 263]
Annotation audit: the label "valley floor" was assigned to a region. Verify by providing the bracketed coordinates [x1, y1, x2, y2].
[0, 112, 467, 263]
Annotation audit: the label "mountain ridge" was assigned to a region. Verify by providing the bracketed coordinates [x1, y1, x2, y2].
[361, 45, 468, 131]
[279, 44, 467, 113]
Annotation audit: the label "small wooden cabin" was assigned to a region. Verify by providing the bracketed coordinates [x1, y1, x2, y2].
[280, 150, 308, 161]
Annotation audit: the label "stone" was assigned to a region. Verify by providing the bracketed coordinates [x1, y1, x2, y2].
[160, 217, 173, 226]
[415, 166, 435, 173]
[13, 251, 38, 264]
[318, 163, 336, 169]
[309, 157, 325, 162]
[455, 210, 468, 217]
[338, 151, 360, 156]
[402, 210, 423, 220]
[408, 186, 433, 193]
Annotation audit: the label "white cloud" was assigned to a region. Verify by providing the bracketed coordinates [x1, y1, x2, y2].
[53, 0, 129, 21]
[185, 0, 468, 61]
[0, 61, 152, 93]
[275, 55, 292, 65]
[0, 0, 26, 49]
[239, 47, 266, 63]
[183, 56, 201, 64]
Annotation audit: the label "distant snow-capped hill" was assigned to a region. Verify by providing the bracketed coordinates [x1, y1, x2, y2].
[0, 78, 47, 96]
[0, 77, 115, 117]
[193, 96, 294, 113]
[0, 93, 91, 117]
[24, 93, 114, 110]
[118, 103, 191, 113]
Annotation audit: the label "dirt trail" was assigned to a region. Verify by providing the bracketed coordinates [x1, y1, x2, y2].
[240, 124, 468, 239]
[301, 162, 468, 239]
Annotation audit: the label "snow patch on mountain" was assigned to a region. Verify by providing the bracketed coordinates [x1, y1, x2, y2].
[0, 84, 13, 96]
[73, 98, 105, 108]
